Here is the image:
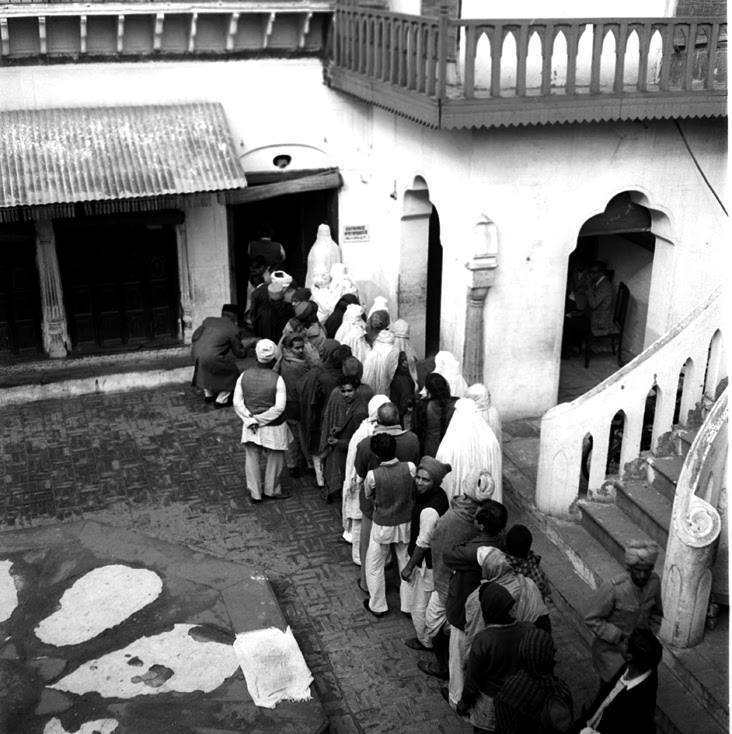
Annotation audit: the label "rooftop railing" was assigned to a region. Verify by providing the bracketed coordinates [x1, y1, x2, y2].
[328, 5, 727, 128]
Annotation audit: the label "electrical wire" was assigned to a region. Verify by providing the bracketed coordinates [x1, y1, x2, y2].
[674, 119, 728, 217]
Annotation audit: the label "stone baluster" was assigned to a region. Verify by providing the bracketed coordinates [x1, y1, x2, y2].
[661, 389, 727, 648]
[34, 220, 68, 358]
[176, 223, 194, 344]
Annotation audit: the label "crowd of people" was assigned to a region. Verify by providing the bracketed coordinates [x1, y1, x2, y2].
[190, 224, 666, 734]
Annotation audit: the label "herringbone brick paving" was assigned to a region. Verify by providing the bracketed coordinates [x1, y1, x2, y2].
[0, 386, 596, 733]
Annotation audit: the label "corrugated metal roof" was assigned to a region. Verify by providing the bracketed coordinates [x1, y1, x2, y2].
[0, 103, 247, 209]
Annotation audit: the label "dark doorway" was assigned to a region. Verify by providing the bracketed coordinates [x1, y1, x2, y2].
[56, 216, 181, 352]
[425, 206, 442, 357]
[232, 188, 338, 308]
[0, 223, 43, 358]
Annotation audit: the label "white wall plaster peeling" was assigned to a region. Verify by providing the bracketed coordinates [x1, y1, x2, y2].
[36, 565, 163, 646]
[0, 560, 18, 623]
[51, 624, 239, 698]
[44, 718, 118, 734]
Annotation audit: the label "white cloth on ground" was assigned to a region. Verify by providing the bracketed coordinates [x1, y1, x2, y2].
[436, 398, 502, 502]
[233, 626, 313, 709]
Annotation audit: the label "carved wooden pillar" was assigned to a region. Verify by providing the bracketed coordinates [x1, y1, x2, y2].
[176, 222, 194, 344]
[34, 220, 68, 358]
[462, 219, 498, 385]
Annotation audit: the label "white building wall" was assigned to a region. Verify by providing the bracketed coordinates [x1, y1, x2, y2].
[0, 60, 725, 419]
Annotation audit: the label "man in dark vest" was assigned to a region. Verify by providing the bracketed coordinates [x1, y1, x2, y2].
[233, 339, 291, 503]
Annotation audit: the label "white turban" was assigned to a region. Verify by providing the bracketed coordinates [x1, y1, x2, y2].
[625, 540, 659, 568]
[463, 468, 495, 502]
[255, 339, 278, 363]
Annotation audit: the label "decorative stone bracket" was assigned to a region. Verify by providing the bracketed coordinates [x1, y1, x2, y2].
[35, 220, 68, 358]
[462, 252, 497, 385]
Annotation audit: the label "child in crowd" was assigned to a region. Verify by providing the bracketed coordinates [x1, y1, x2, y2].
[504, 524, 552, 603]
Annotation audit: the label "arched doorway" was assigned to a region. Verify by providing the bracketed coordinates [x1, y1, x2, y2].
[399, 177, 442, 358]
[560, 191, 660, 399]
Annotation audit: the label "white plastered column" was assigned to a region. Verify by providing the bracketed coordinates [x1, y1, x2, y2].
[35, 220, 68, 358]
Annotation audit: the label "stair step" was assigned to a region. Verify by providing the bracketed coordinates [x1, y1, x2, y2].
[646, 455, 685, 501]
[674, 426, 702, 459]
[503, 495, 727, 734]
[579, 500, 667, 571]
[616, 480, 673, 548]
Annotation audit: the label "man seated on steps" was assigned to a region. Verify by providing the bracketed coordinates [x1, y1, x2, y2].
[584, 540, 663, 688]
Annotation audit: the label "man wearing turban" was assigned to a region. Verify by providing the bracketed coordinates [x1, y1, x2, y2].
[233, 339, 291, 503]
[585, 540, 663, 684]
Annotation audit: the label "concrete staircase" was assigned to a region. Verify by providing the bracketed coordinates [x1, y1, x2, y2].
[506, 417, 728, 734]
[572, 423, 729, 734]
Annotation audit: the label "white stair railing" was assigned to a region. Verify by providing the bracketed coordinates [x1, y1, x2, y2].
[536, 286, 724, 518]
[661, 387, 727, 648]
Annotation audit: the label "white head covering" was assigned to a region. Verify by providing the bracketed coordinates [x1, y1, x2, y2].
[335, 304, 371, 364]
[255, 339, 278, 364]
[433, 351, 469, 398]
[362, 330, 399, 395]
[390, 318, 419, 386]
[368, 296, 390, 319]
[467, 383, 502, 445]
[270, 270, 293, 288]
[435, 398, 503, 503]
[328, 262, 360, 303]
[342, 394, 391, 524]
[306, 224, 341, 289]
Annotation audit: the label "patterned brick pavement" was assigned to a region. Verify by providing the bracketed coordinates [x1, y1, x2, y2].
[0, 386, 596, 733]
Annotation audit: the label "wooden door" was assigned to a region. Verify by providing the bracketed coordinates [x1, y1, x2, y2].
[0, 226, 43, 357]
[57, 219, 180, 351]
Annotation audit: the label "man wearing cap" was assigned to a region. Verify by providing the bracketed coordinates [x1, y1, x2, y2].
[253, 280, 295, 343]
[585, 540, 663, 684]
[580, 627, 663, 734]
[401, 456, 451, 650]
[419, 471, 499, 681]
[191, 305, 247, 408]
[234, 339, 291, 503]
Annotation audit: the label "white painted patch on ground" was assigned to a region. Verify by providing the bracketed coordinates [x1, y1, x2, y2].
[234, 626, 313, 709]
[51, 624, 239, 698]
[0, 560, 18, 623]
[35, 565, 163, 646]
[44, 718, 118, 734]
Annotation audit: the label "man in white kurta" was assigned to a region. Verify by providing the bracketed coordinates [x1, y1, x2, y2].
[234, 339, 291, 503]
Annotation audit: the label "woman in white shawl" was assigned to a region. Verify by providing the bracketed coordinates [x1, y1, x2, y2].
[390, 319, 419, 386]
[368, 295, 390, 319]
[362, 329, 400, 396]
[467, 383, 502, 446]
[306, 223, 341, 289]
[435, 398, 502, 502]
[329, 262, 359, 303]
[335, 304, 372, 364]
[342, 394, 391, 565]
[433, 351, 469, 398]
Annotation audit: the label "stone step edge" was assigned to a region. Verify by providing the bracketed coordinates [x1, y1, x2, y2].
[0, 366, 194, 408]
[616, 480, 672, 548]
[578, 500, 667, 574]
[504, 488, 727, 734]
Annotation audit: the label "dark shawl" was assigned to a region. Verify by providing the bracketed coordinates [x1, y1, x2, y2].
[324, 293, 360, 339]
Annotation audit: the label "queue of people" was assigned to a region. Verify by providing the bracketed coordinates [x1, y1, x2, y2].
[191, 225, 665, 734]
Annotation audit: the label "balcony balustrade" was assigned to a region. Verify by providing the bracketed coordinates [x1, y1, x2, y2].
[0, 0, 331, 61]
[328, 4, 727, 128]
